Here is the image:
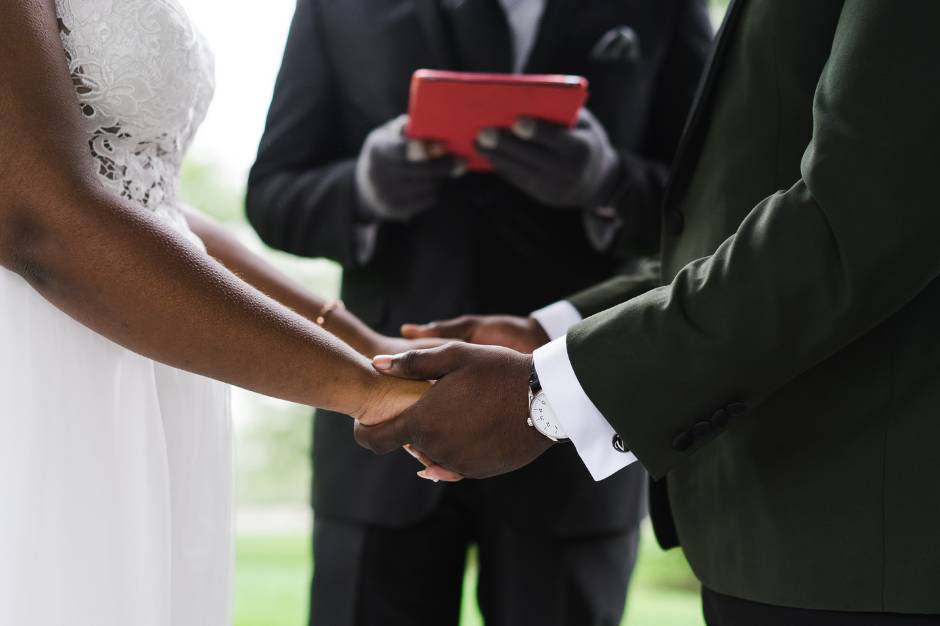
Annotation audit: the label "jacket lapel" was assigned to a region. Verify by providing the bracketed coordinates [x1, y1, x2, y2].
[662, 0, 745, 213]
[413, 0, 458, 70]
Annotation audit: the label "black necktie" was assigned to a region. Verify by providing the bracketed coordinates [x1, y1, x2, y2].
[442, 0, 514, 73]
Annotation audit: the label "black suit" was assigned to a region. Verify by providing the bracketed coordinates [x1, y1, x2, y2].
[247, 0, 711, 623]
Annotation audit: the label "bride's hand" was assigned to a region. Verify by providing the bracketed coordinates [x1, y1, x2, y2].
[354, 371, 461, 480]
[353, 371, 430, 427]
[404, 445, 463, 483]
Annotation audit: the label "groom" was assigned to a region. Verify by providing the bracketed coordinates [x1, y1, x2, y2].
[358, 1, 940, 625]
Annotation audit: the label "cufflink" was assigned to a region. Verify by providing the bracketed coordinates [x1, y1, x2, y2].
[612, 434, 628, 453]
[590, 26, 642, 63]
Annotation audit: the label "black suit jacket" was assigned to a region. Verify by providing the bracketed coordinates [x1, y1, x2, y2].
[247, 0, 712, 532]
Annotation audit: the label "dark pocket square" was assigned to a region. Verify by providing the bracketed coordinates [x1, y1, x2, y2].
[590, 26, 642, 63]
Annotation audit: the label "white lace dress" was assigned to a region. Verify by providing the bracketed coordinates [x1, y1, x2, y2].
[0, 1, 233, 624]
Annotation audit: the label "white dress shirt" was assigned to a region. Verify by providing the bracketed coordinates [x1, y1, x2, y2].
[531, 302, 638, 481]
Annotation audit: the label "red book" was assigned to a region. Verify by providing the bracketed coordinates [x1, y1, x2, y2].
[406, 69, 589, 172]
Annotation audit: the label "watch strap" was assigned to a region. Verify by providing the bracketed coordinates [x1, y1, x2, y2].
[528, 361, 542, 394]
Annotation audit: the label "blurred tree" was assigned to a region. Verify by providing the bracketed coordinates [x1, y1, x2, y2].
[180, 159, 244, 223]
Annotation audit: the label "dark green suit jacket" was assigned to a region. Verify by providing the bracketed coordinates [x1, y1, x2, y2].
[564, 0, 940, 614]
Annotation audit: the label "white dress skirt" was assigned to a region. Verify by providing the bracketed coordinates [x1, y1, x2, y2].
[0, 270, 233, 626]
[0, 0, 234, 624]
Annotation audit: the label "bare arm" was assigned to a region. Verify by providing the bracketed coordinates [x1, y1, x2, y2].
[0, 0, 424, 424]
[184, 208, 439, 357]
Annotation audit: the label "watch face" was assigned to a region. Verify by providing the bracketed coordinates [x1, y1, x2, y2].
[530, 391, 568, 441]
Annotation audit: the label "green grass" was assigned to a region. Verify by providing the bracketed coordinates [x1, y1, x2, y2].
[234, 534, 312, 626]
[234, 529, 705, 626]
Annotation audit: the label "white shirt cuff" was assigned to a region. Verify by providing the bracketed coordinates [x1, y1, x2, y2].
[531, 300, 583, 341]
[533, 336, 637, 481]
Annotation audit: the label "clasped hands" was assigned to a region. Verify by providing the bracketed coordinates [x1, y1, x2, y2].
[354, 107, 620, 479]
[354, 315, 553, 482]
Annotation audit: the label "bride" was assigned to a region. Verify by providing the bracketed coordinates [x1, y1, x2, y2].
[0, 0, 441, 624]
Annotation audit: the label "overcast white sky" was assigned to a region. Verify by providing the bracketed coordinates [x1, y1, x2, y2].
[184, 0, 297, 185]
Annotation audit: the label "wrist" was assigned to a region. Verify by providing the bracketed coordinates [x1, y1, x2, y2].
[336, 355, 380, 420]
[349, 366, 394, 423]
[518, 355, 558, 452]
[353, 327, 386, 358]
[590, 152, 623, 209]
[310, 302, 381, 357]
[357, 369, 429, 426]
[529, 301, 580, 344]
[524, 316, 551, 349]
[525, 358, 569, 443]
[355, 155, 395, 222]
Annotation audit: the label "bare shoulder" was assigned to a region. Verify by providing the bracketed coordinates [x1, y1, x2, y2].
[0, 0, 94, 182]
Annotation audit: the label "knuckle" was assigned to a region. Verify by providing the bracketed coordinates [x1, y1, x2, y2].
[353, 425, 375, 452]
[439, 341, 462, 357]
[455, 315, 478, 332]
[396, 350, 419, 375]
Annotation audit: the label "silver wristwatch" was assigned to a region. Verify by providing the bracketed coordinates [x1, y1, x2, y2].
[527, 363, 569, 443]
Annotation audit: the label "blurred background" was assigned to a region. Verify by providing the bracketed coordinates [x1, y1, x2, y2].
[179, 1, 730, 624]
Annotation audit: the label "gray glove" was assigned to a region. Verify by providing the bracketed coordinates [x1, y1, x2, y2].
[355, 115, 463, 222]
[475, 108, 622, 210]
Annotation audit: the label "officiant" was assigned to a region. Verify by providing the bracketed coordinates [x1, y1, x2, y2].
[246, 1, 711, 624]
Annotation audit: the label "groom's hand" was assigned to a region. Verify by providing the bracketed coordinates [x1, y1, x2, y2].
[400, 315, 549, 354]
[353, 343, 554, 479]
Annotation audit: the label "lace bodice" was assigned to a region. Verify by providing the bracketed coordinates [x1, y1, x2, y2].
[55, 0, 214, 235]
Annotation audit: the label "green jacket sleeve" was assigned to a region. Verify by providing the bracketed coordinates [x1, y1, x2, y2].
[566, 1, 940, 479]
[567, 259, 660, 318]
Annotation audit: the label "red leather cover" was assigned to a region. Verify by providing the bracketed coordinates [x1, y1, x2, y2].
[406, 69, 589, 171]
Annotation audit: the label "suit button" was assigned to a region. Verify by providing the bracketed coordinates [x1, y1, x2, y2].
[692, 421, 715, 439]
[665, 209, 685, 235]
[727, 402, 748, 417]
[711, 408, 730, 429]
[672, 430, 694, 452]
[612, 434, 628, 453]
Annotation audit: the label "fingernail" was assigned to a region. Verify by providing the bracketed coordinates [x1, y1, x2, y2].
[404, 445, 420, 460]
[427, 142, 446, 158]
[512, 117, 536, 140]
[417, 470, 440, 483]
[476, 128, 499, 150]
[451, 159, 467, 178]
[406, 140, 428, 162]
[372, 354, 396, 370]
[401, 323, 429, 337]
